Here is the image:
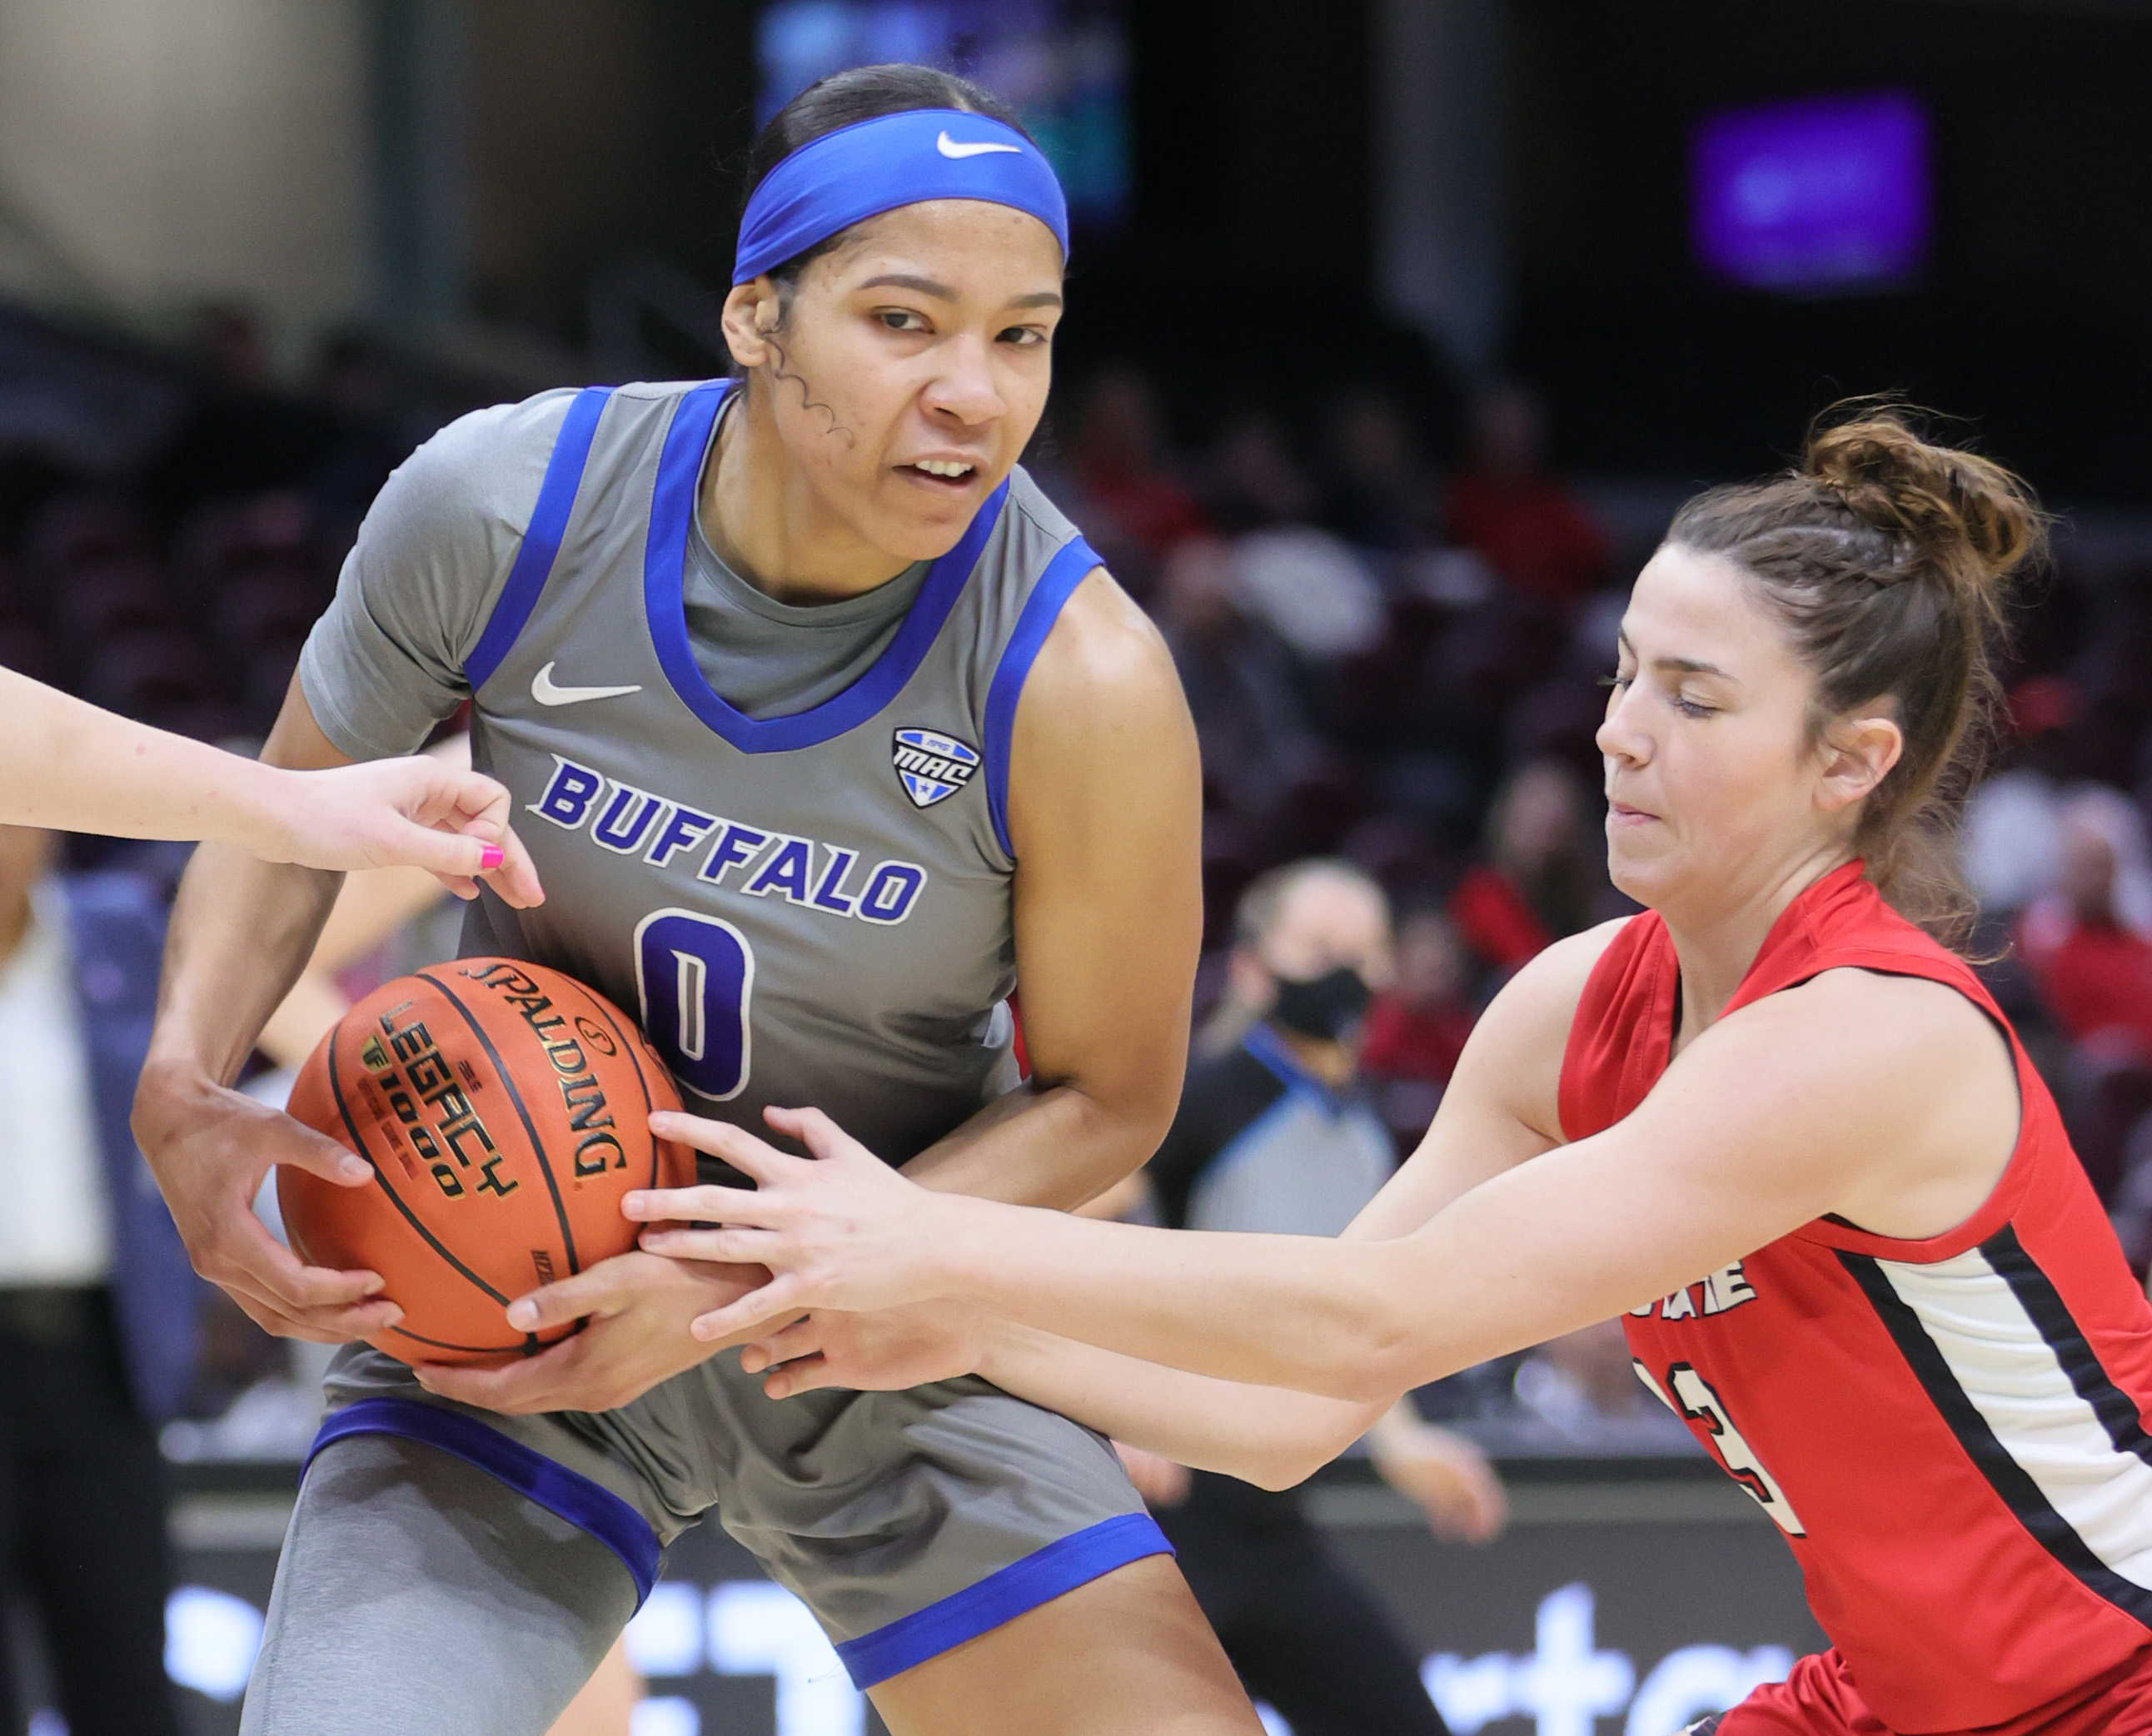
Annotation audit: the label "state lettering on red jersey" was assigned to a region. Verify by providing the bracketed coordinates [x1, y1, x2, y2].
[1561, 862, 2152, 1734]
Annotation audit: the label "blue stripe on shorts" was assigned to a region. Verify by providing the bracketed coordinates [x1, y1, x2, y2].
[833, 1510, 1173, 1688]
[306, 1396, 662, 1607]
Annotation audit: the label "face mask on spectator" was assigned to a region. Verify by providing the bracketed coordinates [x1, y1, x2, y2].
[1268, 965, 1373, 1043]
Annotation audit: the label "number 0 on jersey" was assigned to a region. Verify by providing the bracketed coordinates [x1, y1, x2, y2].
[634, 908, 755, 1101]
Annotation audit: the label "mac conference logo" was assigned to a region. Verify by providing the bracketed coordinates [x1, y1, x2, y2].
[891, 729, 980, 809]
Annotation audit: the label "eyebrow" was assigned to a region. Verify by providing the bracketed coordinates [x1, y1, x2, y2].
[854, 274, 1064, 311]
[857, 273, 957, 300]
[1615, 629, 1741, 682]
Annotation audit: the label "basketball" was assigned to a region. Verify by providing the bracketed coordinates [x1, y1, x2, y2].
[279, 958, 692, 1367]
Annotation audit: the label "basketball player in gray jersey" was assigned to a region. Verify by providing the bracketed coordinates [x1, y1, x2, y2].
[135, 66, 1261, 1736]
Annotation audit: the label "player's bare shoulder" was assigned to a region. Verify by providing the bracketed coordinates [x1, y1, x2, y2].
[1022, 566, 1188, 741]
[1006, 563, 1198, 852]
[1718, 963, 2010, 1096]
[1751, 966, 2019, 1159]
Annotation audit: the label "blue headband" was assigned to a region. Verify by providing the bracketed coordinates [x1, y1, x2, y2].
[733, 107, 1069, 286]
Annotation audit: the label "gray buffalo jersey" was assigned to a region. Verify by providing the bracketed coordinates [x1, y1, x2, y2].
[299, 377, 1103, 1166]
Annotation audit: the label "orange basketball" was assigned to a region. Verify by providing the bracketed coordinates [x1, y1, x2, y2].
[280, 958, 692, 1367]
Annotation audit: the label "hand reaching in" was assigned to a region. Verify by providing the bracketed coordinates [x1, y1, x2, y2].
[623, 1105, 949, 1342]
[258, 756, 543, 906]
[1368, 1415, 1507, 1544]
[1113, 1441, 1192, 1510]
[739, 1300, 989, 1399]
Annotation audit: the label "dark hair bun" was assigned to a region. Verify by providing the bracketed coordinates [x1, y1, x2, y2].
[1804, 408, 2045, 618]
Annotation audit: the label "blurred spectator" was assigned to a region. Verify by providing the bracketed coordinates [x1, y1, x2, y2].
[1968, 682, 2152, 932]
[142, 304, 343, 520]
[1062, 364, 1208, 581]
[1361, 907, 1477, 1145]
[193, 302, 272, 388]
[1960, 676, 2079, 918]
[2017, 797, 2152, 1060]
[2108, 1113, 2152, 1280]
[1155, 537, 1316, 818]
[0, 827, 193, 1736]
[1318, 388, 1439, 553]
[1132, 859, 1504, 1736]
[307, 326, 407, 520]
[1228, 526, 1386, 662]
[1447, 759, 1602, 977]
[1444, 381, 1607, 609]
[1511, 1320, 1690, 1445]
[1201, 410, 1318, 535]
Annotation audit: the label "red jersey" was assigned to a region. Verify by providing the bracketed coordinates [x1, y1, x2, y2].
[1562, 863, 2152, 1734]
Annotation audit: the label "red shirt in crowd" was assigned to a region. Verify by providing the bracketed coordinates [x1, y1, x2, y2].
[1359, 993, 1475, 1085]
[2016, 898, 2152, 1059]
[1076, 461, 1210, 558]
[1447, 864, 1553, 976]
[1444, 470, 1607, 609]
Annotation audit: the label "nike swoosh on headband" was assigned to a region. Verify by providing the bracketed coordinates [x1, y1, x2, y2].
[531, 662, 642, 706]
[936, 131, 1023, 159]
[733, 109, 1069, 285]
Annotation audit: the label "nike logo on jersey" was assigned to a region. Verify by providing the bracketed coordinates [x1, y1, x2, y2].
[892, 729, 980, 808]
[531, 663, 643, 707]
[937, 131, 1022, 159]
[1630, 1261, 1759, 1321]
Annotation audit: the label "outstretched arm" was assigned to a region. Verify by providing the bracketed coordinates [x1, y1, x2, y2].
[1, 666, 540, 895]
[256, 735, 471, 1068]
[719, 940, 1600, 1481]
[637, 966, 2003, 1403]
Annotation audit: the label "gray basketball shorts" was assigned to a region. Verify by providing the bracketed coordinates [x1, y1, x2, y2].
[310, 1342, 1170, 1687]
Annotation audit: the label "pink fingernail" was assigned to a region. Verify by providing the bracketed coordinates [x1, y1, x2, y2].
[481, 843, 506, 870]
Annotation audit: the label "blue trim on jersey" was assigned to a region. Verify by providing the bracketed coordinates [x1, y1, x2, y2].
[1195, 1085, 1307, 1196]
[981, 534, 1103, 857]
[306, 1397, 661, 1608]
[466, 386, 613, 692]
[1240, 1022, 1343, 1113]
[643, 379, 1012, 754]
[832, 1511, 1171, 1688]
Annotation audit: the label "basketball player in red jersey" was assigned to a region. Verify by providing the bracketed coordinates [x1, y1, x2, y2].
[589, 409, 2152, 1734]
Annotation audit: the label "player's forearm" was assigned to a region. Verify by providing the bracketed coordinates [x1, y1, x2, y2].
[934, 1123, 1791, 1405]
[976, 1321, 1380, 1490]
[5, 669, 295, 849]
[900, 1076, 1168, 1211]
[927, 1196, 1425, 1403]
[143, 843, 344, 1087]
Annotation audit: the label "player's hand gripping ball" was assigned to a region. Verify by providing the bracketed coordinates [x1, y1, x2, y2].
[280, 958, 693, 1366]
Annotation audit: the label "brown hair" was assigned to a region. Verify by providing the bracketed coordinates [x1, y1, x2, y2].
[1665, 403, 2047, 950]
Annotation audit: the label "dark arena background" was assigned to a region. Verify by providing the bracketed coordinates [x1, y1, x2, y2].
[2, 3, 2150, 1735]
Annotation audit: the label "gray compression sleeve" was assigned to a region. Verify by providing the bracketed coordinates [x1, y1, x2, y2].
[241, 1433, 638, 1736]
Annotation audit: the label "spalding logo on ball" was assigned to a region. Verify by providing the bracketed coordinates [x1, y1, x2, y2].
[281, 958, 694, 1366]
